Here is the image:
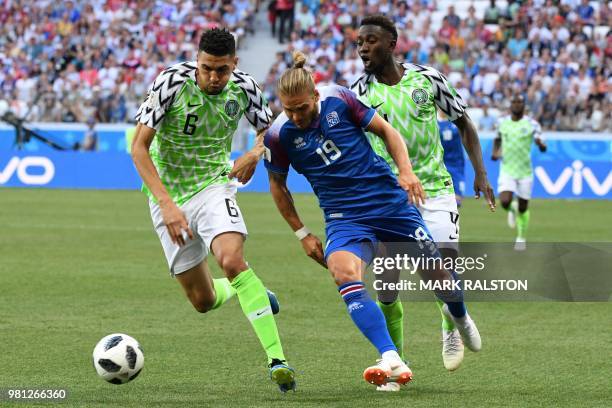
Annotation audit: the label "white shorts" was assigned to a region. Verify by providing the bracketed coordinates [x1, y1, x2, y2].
[149, 182, 248, 275]
[497, 173, 533, 200]
[417, 194, 460, 251]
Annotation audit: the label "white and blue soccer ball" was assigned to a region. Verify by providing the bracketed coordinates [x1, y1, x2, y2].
[93, 333, 144, 384]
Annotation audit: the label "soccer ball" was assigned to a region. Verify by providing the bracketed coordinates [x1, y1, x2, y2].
[92, 333, 144, 384]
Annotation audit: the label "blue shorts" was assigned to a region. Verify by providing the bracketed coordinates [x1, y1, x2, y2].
[446, 166, 465, 196]
[324, 203, 434, 263]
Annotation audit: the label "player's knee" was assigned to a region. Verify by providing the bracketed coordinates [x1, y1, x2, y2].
[500, 199, 512, 210]
[218, 255, 248, 279]
[190, 293, 216, 313]
[328, 263, 360, 285]
[518, 200, 529, 213]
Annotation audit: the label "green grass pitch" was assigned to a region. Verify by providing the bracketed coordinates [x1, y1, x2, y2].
[1, 188, 610, 407]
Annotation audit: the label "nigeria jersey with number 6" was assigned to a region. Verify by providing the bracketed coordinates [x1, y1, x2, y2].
[496, 115, 542, 178]
[351, 63, 467, 198]
[135, 61, 272, 205]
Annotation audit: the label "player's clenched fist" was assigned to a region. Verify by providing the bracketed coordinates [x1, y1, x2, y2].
[229, 151, 259, 184]
[301, 234, 326, 268]
[160, 200, 193, 246]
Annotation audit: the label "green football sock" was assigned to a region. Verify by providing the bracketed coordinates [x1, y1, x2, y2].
[211, 278, 236, 310]
[230, 268, 285, 363]
[437, 299, 455, 331]
[517, 210, 530, 239]
[377, 300, 405, 360]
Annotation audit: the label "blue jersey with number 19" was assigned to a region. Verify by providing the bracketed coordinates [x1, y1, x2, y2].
[264, 85, 410, 221]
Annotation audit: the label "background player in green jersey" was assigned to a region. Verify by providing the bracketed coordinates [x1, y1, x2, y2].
[492, 94, 547, 251]
[352, 15, 495, 382]
[131, 28, 295, 392]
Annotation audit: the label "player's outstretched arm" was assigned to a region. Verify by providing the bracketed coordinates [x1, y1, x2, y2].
[492, 135, 502, 161]
[535, 137, 547, 153]
[268, 171, 326, 268]
[454, 114, 496, 211]
[229, 128, 268, 183]
[231, 69, 273, 183]
[366, 112, 426, 206]
[528, 117, 547, 153]
[131, 123, 193, 246]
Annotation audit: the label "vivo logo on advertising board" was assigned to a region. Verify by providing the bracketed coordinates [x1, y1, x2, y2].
[535, 160, 612, 197]
[0, 156, 55, 185]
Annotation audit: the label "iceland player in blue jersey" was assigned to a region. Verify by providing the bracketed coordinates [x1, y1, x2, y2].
[263, 52, 482, 389]
[438, 111, 466, 206]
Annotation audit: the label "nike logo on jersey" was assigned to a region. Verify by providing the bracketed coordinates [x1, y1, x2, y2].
[372, 102, 384, 110]
[187, 101, 201, 108]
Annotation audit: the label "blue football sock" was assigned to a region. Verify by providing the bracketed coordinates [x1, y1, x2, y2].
[338, 281, 396, 355]
[435, 269, 467, 318]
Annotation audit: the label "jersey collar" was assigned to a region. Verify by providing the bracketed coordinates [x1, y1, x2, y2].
[365, 61, 412, 85]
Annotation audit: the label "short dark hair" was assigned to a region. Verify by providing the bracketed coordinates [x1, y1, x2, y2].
[360, 15, 398, 41]
[198, 28, 236, 56]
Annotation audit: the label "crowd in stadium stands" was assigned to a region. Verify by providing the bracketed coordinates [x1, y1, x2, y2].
[263, 0, 611, 132]
[0, 0, 256, 124]
[0, 0, 609, 133]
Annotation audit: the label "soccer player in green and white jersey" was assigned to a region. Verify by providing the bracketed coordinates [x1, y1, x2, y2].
[351, 15, 495, 382]
[492, 94, 546, 251]
[131, 28, 296, 392]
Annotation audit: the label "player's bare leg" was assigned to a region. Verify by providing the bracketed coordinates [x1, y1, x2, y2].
[210, 232, 249, 280]
[175, 261, 223, 313]
[499, 191, 516, 229]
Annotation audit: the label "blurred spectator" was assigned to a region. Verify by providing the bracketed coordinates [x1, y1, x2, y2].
[576, 0, 595, 27]
[479, 106, 498, 131]
[74, 117, 98, 151]
[295, 3, 315, 35]
[484, 0, 504, 24]
[268, 0, 278, 37]
[276, 0, 295, 43]
[588, 101, 604, 131]
[570, 68, 594, 102]
[444, 5, 461, 29]
[508, 30, 528, 59]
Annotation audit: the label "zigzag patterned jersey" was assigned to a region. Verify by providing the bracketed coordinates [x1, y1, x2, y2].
[351, 62, 467, 198]
[135, 61, 272, 205]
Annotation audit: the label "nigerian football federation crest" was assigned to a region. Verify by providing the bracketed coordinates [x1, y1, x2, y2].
[411, 88, 428, 105]
[224, 99, 240, 117]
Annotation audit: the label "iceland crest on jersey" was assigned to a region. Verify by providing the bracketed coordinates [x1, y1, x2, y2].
[293, 136, 306, 148]
[326, 111, 340, 127]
